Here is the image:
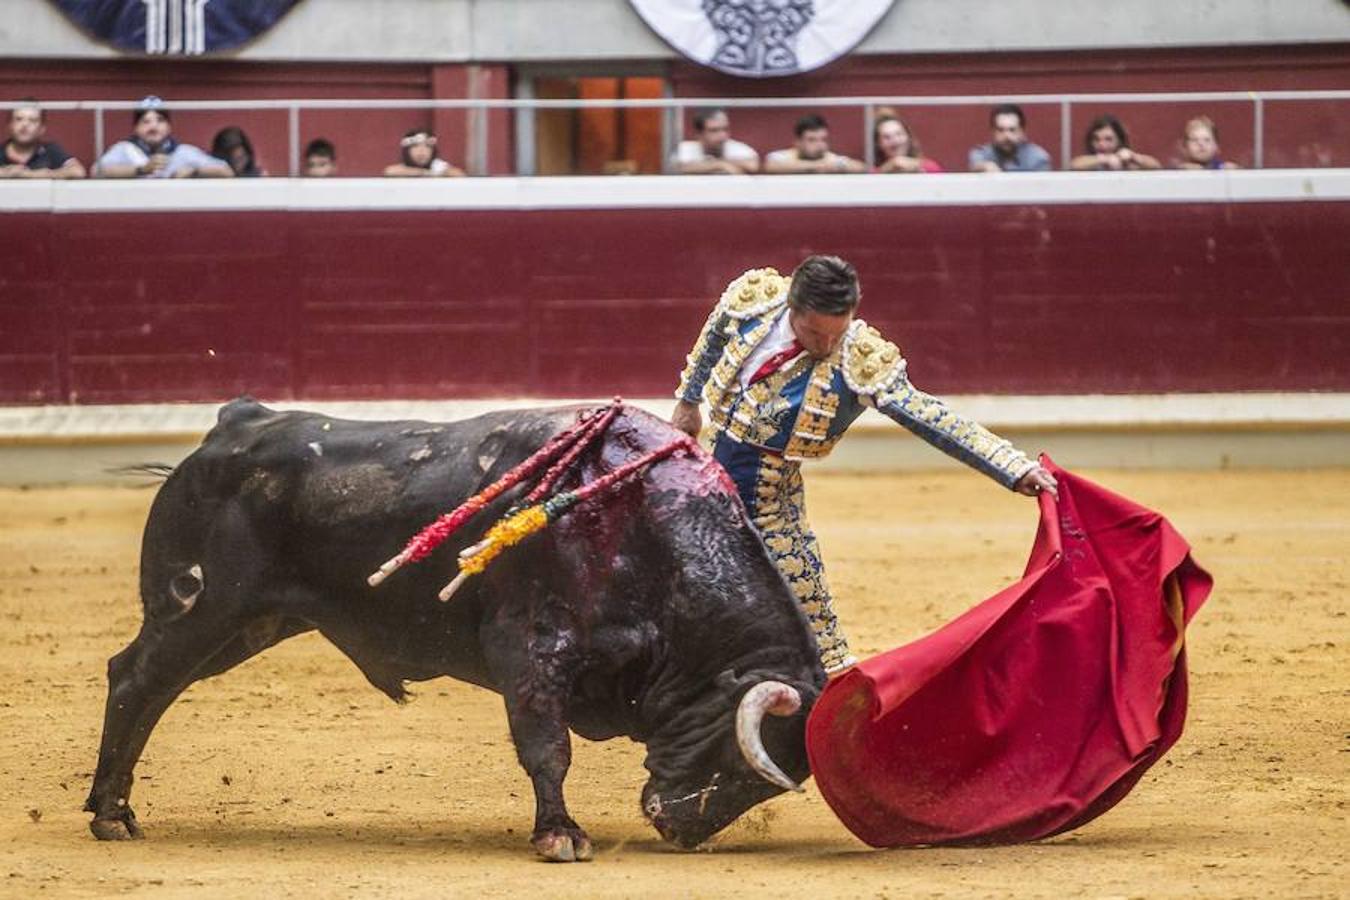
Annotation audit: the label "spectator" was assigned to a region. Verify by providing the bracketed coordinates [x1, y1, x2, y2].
[211, 126, 265, 177]
[1070, 115, 1161, 171]
[0, 99, 86, 179]
[672, 108, 759, 174]
[303, 138, 337, 177]
[872, 109, 942, 173]
[765, 114, 865, 174]
[969, 103, 1051, 172]
[95, 96, 232, 179]
[1176, 116, 1239, 170]
[383, 128, 464, 177]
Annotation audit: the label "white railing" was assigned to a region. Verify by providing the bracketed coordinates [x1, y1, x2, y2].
[7, 90, 1349, 176]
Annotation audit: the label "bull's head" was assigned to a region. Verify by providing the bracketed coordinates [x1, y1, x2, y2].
[640, 675, 816, 848]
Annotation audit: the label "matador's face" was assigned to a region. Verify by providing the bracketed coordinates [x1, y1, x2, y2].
[789, 307, 852, 359]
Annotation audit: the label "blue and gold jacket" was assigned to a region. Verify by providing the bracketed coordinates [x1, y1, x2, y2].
[676, 267, 1036, 489]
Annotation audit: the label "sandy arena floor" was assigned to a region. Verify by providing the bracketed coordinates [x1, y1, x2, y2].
[0, 468, 1346, 898]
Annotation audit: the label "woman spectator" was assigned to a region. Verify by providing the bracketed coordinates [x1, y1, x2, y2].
[872, 109, 942, 173]
[211, 126, 265, 177]
[383, 128, 464, 177]
[1176, 116, 1239, 170]
[1070, 115, 1161, 171]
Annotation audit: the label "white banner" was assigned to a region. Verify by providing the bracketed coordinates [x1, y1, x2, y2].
[631, 0, 895, 78]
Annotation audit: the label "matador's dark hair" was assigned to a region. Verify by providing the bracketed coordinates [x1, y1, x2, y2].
[788, 255, 860, 315]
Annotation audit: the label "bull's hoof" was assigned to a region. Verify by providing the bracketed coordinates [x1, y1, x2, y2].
[532, 829, 593, 863]
[90, 816, 143, 841]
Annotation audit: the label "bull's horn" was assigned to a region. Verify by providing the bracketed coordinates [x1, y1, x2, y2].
[735, 681, 804, 793]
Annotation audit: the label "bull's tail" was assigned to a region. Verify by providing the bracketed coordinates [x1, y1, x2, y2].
[106, 462, 176, 482]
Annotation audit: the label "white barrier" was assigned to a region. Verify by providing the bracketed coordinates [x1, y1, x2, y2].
[2, 393, 1346, 484]
[3, 169, 1350, 214]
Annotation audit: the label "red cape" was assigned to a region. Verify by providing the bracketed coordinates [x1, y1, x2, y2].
[805, 457, 1211, 847]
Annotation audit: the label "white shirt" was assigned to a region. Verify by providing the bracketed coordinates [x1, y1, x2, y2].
[738, 308, 803, 388]
[674, 138, 758, 165]
[95, 140, 228, 178]
[765, 149, 855, 170]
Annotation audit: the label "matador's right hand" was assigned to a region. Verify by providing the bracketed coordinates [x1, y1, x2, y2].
[671, 400, 703, 439]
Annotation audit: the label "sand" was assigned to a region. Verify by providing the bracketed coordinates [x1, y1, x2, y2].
[1, 468, 1345, 898]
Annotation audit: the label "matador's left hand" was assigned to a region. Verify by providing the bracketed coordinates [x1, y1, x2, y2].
[1015, 466, 1059, 500]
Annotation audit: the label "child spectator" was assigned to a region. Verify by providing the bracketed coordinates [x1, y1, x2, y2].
[303, 138, 338, 177]
[384, 128, 464, 177]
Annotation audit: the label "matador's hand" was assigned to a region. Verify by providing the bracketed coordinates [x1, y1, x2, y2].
[1015, 466, 1059, 499]
[671, 400, 703, 439]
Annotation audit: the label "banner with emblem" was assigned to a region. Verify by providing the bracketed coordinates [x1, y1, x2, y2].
[52, 0, 302, 56]
[630, 0, 895, 78]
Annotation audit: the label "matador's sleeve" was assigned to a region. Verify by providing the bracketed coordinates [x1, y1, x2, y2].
[843, 322, 1036, 490]
[675, 303, 732, 403]
[675, 267, 789, 403]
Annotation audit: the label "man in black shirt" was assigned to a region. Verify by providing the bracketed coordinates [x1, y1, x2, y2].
[1, 100, 86, 179]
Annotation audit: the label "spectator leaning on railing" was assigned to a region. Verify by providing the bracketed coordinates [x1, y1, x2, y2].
[765, 114, 865, 174]
[384, 128, 464, 177]
[304, 138, 337, 177]
[1, 99, 86, 179]
[671, 108, 760, 175]
[872, 108, 942, 174]
[969, 103, 1051, 173]
[95, 96, 232, 179]
[1070, 114, 1161, 171]
[1176, 116, 1239, 170]
[211, 126, 265, 177]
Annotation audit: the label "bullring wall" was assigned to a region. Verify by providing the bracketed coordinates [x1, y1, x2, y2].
[2, 171, 1347, 406]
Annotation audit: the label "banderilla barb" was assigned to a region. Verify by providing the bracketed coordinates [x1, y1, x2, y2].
[366, 399, 620, 588]
[435, 438, 692, 601]
[366, 399, 694, 602]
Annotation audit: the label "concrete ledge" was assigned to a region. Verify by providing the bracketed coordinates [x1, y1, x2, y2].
[2, 170, 1349, 213]
[1, 393, 1345, 484]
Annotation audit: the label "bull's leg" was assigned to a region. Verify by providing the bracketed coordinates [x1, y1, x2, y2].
[505, 693, 592, 862]
[485, 621, 591, 862]
[83, 614, 298, 839]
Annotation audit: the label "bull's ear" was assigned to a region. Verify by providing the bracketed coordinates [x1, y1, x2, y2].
[715, 668, 793, 697]
[714, 669, 744, 695]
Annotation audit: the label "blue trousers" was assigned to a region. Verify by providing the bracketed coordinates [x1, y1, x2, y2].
[714, 435, 855, 672]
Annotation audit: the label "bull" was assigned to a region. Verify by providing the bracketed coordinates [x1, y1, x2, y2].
[85, 398, 826, 861]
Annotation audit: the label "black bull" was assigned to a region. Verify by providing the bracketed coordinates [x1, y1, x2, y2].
[86, 399, 826, 861]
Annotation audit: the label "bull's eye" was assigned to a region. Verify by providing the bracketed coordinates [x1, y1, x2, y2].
[170, 565, 204, 604]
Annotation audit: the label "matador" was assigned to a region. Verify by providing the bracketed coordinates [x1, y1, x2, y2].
[672, 256, 1059, 674]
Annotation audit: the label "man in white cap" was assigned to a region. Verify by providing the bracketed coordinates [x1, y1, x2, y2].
[96, 96, 232, 179]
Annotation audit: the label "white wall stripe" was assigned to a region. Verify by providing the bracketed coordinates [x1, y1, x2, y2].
[1, 394, 1346, 441]
[1, 170, 1347, 214]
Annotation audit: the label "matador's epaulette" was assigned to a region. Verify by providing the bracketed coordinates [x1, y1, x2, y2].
[841, 320, 907, 395]
[718, 267, 791, 320]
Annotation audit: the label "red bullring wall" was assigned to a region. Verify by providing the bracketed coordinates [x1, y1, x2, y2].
[1, 174, 1347, 405]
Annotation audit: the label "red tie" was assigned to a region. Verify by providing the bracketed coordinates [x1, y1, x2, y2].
[748, 340, 805, 385]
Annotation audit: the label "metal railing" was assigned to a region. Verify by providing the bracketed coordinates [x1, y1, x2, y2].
[8, 90, 1348, 176]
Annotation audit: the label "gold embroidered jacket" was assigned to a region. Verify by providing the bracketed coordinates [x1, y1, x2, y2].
[676, 267, 1036, 488]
